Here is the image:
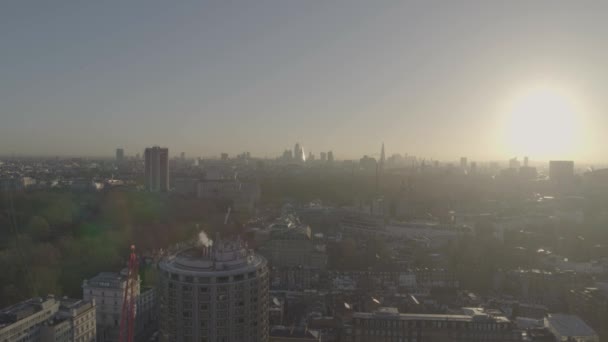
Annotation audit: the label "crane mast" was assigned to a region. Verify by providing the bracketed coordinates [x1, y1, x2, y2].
[119, 245, 138, 342]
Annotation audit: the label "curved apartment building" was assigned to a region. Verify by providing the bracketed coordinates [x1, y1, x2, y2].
[158, 238, 269, 342]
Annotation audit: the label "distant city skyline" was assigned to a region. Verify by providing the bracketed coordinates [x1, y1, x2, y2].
[2, 2, 608, 161]
[0, 146, 598, 168]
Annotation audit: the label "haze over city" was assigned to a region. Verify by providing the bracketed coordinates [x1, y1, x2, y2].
[4, 2, 608, 342]
[2, 1, 608, 161]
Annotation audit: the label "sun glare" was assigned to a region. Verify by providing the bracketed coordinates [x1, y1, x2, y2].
[501, 85, 582, 159]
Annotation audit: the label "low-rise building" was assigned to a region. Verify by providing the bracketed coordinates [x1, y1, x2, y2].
[494, 269, 590, 309]
[543, 314, 598, 342]
[83, 272, 134, 342]
[351, 307, 522, 342]
[270, 267, 320, 291]
[259, 224, 327, 270]
[269, 326, 320, 341]
[567, 283, 608, 341]
[83, 271, 156, 342]
[0, 297, 60, 342]
[136, 287, 157, 339]
[40, 298, 97, 342]
[340, 211, 471, 247]
[0, 296, 96, 342]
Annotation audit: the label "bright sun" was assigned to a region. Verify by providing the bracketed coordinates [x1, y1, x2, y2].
[502, 85, 582, 159]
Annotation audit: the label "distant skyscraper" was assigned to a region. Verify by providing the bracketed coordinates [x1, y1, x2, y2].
[282, 150, 292, 160]
[293, 143, 304, 162]
[327, 151, 334, 163]
[320, 152, 327, 162]
[360, 155, 377, 172]
[460, 157, 468, 169]
[221, 153, 229, 161]
[144, 146, 169, 192]
[509, 157, 520, 169]
[524, 156, 529, 167]
[379, 143, 385, 173]
[116, 148, 124, 162]
[470, 161, 477, 174]
[549, 160, 574, 184]
[180, 152, 185, 160]
[519, 165, 538, 180]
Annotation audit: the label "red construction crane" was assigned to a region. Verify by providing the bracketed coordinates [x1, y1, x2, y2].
[119, 245, 139, 342]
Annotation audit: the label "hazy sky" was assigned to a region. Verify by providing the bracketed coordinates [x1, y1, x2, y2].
[2, 1, 607, 161]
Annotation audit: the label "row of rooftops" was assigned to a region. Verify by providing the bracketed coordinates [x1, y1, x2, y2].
[0, 295, 94, 329]
[249, 209, 314, 241]
[351, 308, 598, 339]
[58, 298, 95, 316]
[354, 307, 511, 324]
[340, 212, 473, 233]
[0, 297, 56, 326]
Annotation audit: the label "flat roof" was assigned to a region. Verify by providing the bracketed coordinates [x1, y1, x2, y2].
[545, 314, 597, 337]
[354, 308, 511, 324]
[0, 297, 57, 329]
[84, 272, 126, 288]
